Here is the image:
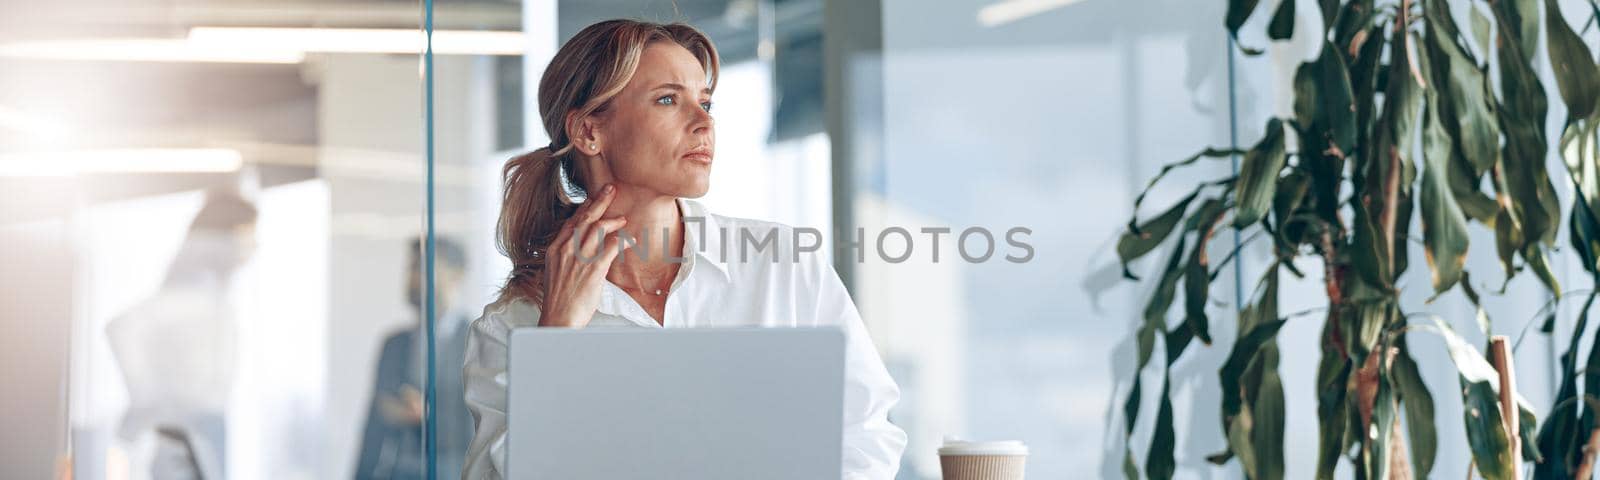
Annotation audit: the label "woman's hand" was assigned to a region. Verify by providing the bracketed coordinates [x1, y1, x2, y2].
[538, 184, 629, 328]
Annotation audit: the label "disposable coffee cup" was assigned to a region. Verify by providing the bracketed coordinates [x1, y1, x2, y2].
[938, 436, 1028, 480]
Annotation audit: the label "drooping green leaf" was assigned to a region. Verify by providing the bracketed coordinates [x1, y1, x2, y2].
[1268, 0, 1296, 40]
[1234, 119, 1288, 228]
[1494, 0, 1540, 59]
[1252, 361, 1286, 480]
[1142, 234, 1189, 327]
[1393, 347, 1437, 477]
[1536, 293, 1598, 478]
[1332, 0, 1375, 56]
[1318, 0, 1338, 30]
[1131, 148, 1244, 213]
[1420, 80, 1471, 294]
[1122, 375, 1144, 480]
[1364, 364, 1396, 480]
[1584, 308, 1600, 445]
[1315, 321, 1351, 479]
[1519, 403, 1542, 463]
[1424, 0, 1501, 176]
[1385, 32, 1425, 157]
[1184, 199, 1229, 345]
[1524, 244, 1563, 296]
[1221, 319, 1289, 420]
[1469, 5, 1492, 56]
[1215, 266, 1284, 478]
[1460, 271, 1493, 335]
[1122, 375, 1143, 480]
[1572, 197, 1600, 274]
[1227, 0, 1266, 54]
[1122, 448, 1139, 480]
[1294, 42, 1359, 158]
[1119, 191, 1200, 279]
[1461, 377, 1518, 479]
[1447, 151, 1498, 223]
[1226, 408, 1259, 478]
[1544, 0, 1600, 120]
[1493, 203, 1524, 283]
[1423, 0, 1466, 39]
[1496, 0, 1562, 249]
[1349, 196, 1393, 290]
[1565, 121, 1600, 276]
[1124, 376, 1142, 433]
[1166, 320, 1195, 367]
[1271, 169, 1311, 252]
[1334, 278, 1390, 369]
[1148, 375, 1176, 480]
[1347, 24, 1387, 133]
[1226, 0, 1262, 36]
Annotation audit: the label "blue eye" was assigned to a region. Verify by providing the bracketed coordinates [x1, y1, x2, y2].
[700, 101, 713, 112]
[656, 95, 675, 106]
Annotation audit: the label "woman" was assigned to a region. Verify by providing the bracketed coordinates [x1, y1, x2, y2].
[462, 19, 907, 480]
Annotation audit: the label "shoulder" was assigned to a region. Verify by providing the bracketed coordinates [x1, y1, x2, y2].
[380, 329, 414, 353]
[468, 297, 542, 345]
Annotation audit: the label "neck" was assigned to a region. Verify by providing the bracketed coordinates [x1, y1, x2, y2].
[601, 187, 684, 270]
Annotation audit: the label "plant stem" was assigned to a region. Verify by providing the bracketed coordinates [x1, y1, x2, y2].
[1575, 428, 1600, 480]
[1489, 336, 1521, 480]
[1382, 146, 1402, 273]
[1389, 420, 1412, 479]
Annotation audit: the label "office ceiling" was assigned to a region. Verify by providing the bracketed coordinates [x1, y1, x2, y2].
[0, 0, 824, 217]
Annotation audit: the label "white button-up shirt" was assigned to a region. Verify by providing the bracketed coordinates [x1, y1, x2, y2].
[461, 198, 908, 479]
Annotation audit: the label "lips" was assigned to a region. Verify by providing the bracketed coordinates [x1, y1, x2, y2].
[683, 146, 713, 164]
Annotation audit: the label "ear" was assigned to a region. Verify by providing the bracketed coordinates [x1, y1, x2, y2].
[565, 110, 606, 156]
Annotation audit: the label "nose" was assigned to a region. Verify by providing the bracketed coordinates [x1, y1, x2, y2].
[689, 104, 713, 135]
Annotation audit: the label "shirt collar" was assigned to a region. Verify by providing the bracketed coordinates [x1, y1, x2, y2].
[677, 197, 732, 282]
[594, 198, 731, 321]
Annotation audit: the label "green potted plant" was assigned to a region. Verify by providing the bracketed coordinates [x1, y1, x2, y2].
[1115, 0, 1600, 478]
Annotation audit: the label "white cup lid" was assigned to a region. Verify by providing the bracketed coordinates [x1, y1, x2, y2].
[938, 436, 1029, 456]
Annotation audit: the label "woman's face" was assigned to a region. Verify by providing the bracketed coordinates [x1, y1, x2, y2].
[581, 42, 715, 198]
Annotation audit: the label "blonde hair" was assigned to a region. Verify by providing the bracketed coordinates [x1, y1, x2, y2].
[496, 19, 720, 304]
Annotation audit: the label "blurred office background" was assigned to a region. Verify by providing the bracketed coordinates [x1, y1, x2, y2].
[3, 0, 1596, 478]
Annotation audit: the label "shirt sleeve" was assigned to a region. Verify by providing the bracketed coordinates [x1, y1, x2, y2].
[461, 302, 537, 480]
[812, 258, 909, 480]
[354, 333, 410, 480]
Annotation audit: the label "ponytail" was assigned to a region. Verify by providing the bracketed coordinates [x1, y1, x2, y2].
[495, 146, 582, 304]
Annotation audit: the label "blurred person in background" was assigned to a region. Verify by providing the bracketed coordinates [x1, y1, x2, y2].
[106, 190, 259, 480]
[354, 236, 474, 479]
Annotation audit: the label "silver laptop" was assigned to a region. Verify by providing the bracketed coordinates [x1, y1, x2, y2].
[507, 327, 846, 479]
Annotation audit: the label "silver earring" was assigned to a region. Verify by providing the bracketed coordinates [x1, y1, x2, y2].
[589, 143, 597, 151]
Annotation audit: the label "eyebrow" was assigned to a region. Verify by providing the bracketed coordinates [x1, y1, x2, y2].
[651, 82, 713, 96]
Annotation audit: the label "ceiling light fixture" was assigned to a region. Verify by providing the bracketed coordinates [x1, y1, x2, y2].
[0, 38, 304, 64]
[0, 148, 244, 176]
[978, 0, 1088, 27]
[187, 27, 527, 56]
[0, 27, 525, 64]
